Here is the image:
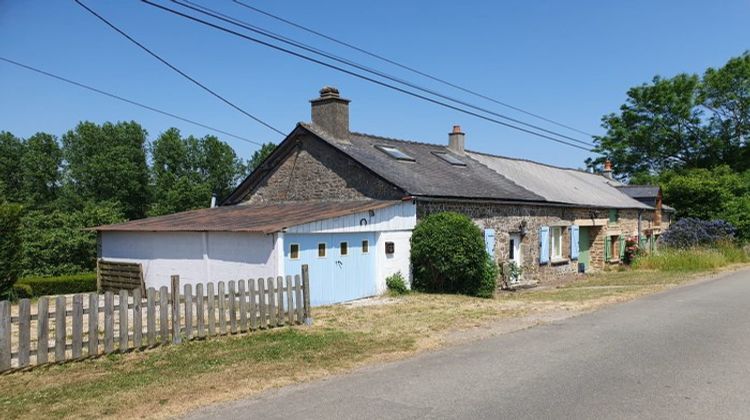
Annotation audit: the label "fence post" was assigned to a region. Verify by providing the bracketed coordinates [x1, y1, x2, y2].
[171, 275, 181, 344]
[302, 264, 312, 326]
[18, 299, 31, 368]
[0, 301, 9, 371]
[88, 292, 98, 356]
[38, 297, 50, 364]
[55, 295, 67, 362]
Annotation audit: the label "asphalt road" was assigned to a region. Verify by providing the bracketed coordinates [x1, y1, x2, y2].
[186, 269, 750, 419]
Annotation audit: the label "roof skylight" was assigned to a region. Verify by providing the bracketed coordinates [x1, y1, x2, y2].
[375, 145, 415, 161]
[433, 152, 466, 166]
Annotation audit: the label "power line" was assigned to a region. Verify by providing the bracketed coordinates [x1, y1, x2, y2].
[173, 0, 593, 147]
[140, 0, 594, 152]
[0, 56, 266, 147]
[74, 0, 285, 136]
[233, 0, 595, 138]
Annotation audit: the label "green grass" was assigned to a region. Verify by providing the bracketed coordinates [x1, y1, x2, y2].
[633, 245, 750, 272]
[0, 328, 413, 419]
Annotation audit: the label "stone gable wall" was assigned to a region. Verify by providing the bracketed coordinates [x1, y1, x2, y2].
[244, 134, 404, 204]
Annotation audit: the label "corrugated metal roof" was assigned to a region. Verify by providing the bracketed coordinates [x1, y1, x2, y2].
[302, 123, 545, 202]
[94, 200, 400, 233]
[467, 152, 652, 209]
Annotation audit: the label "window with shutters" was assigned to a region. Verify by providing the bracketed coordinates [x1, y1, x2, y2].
[550, 227, 563, 260]
[605, 235, 620, 262]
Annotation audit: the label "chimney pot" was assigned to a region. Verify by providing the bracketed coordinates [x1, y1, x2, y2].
[448, 125, 465, 155]
[310, 86, 350, 140]
[603, 159, 613, 179]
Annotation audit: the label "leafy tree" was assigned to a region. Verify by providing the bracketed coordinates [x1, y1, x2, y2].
[591, 74, 706, 179]
[62, 121, 150, 219]
[149, 129, 245, 216]
[248, 142, 277, 172]
[700, 53, 750, 171]
[0, 202, 23, 296]
[21, 132, 62, 206]
[659, 166, 750, 241]
[0, 131, 25, 202]
[591, 52, 750, 179]
[19, 201, 124, 276]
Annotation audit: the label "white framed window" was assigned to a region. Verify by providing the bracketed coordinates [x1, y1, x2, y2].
[289, 243, 300, 260]
[317, 242, 327, 258]
[340, 241, 348, 256]
[550, 227, 563, 260]
[361, 240, 369, 254]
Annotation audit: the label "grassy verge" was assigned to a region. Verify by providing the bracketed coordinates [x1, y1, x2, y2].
[1, 263, 746, 419]
[633, 245, 750, 272]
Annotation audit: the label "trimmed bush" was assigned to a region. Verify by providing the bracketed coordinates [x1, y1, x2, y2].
[410, 212, 494, 297]
[477, 256, 498, 298]
[659, 218, 737, 249]
[0, 202, 23, 298]
[12, 273, 97, 298]
[385, 272, 409, 295]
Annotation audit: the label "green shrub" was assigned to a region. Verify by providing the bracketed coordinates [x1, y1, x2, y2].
[385, 272, 409, 295]
[477, 256, 498, 298]
[0, 202, 23, 298]
[13, 273, 97, 298]
[410, 212, 491, 297]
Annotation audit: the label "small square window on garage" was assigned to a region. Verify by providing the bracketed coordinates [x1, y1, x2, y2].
[385, 241, 395, 254]
[318, 243, 327, 258]
[289, 243, 300, 260]
[361, 240, 369, 254]
[340, 242, 348, 256]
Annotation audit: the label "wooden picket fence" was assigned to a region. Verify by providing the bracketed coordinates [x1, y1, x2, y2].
[0, 266, 311, 373]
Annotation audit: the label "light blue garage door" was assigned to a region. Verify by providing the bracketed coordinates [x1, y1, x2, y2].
[284, 233, 377, 306]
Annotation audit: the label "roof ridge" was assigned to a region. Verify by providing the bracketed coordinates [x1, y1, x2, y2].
[466, 148, 602, 177]
[349, 130, 448, 148]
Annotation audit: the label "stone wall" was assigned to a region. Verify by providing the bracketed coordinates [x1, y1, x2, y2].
[244, 134, 403, 204]
[417, 200, 644, 284]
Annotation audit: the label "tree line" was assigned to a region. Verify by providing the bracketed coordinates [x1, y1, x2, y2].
[590, 52, 750, 241]
[0, 121, 275, 285]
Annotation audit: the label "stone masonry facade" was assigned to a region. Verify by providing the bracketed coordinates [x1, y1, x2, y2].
[244, 134, 403, 204]
[418, 201, 644, 284]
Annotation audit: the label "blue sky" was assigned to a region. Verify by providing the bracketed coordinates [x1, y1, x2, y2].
[1, 0, 748, 169]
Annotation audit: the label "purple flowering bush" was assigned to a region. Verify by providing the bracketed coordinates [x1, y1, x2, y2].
[659, 218, 737, 249]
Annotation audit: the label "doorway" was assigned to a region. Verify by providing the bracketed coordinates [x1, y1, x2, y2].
[578, 227, 591, 271]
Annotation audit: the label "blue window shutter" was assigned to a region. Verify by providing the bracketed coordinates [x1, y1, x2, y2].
[484, 229, 496, 257]
[570, 225, 579, 260]
[539, 226, 550, 264]
[605, 236, 611, 262]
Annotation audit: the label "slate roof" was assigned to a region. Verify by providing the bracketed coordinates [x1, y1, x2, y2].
[302, 123, 545, 202]
[304, 123, 651, 209]
[616, 185, 676, 212]
[468, 151, 652, 209]
[94, 200, 399, 234]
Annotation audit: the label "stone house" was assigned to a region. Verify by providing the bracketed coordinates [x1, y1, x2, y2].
[224, 86, 673, 285]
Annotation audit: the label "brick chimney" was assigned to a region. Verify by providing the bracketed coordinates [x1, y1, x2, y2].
[603, 159, 613, 179]
[448, 125, 465, 155]
[310, 86, 350, 139]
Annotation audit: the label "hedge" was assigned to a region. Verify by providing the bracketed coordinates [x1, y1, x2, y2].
[12, 273, 97, 298]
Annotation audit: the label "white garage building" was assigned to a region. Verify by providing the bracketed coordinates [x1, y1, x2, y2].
[96, 200, 415, 306]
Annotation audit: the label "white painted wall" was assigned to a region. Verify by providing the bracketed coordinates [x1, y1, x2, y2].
[100, 231, 277, 290]
[287, 201, 416, 234]
[375, 230, 412, 293]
